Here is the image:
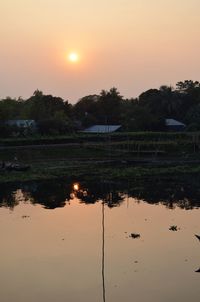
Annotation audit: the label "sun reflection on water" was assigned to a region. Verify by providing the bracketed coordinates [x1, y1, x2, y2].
[73, 183, 79, 191]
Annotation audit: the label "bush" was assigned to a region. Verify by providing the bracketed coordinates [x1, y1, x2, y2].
[38, 118, 73, 135]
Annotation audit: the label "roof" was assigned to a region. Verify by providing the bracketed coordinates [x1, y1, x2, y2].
[165, 119, 186, 127]
[82, 125, 121, 133]
[6, 120, 36, 127]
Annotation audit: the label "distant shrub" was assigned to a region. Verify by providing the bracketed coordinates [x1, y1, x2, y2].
[186, 123, 200, 132]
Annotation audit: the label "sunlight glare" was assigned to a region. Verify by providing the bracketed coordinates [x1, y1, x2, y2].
[73, 183, 79, 191]
[68, 52, 79, 63]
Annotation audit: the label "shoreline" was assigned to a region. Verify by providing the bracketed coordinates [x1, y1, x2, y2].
[0, 159, 200, 184]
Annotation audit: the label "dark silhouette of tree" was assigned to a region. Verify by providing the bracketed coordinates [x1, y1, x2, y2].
[97, 87, 123, 124]
[0, 97, 23, 120]
[1, 80, 200, 135]
[73, 95, 99, 127]
[73, 88, 123, 126]
[176, 80, 200, 93]
[26, 90, 71, 121]
[23, 90, 73, 134]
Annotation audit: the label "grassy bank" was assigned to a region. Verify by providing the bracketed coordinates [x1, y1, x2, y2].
[0, 131, 199, 146]
[1, 131, 200, 183]
[1, 158, 200, 184]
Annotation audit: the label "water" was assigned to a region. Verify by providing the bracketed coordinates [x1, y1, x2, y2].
[0, 178, 200, 302]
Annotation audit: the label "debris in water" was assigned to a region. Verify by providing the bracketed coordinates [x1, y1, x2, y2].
[169, 225, 178, 231]
[195, 234, 200, 241]
[130, 233, 140, 239]
[195, 268, 200, 273]
[22, 215, 30, 219]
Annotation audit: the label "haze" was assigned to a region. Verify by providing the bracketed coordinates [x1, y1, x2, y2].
[1, 0, 200, 102]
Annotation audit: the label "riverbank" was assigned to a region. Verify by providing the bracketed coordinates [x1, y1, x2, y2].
[1, 132, 200, 183]
[1, 157, 200, 184]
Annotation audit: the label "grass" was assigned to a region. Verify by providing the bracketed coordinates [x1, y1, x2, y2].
[1, 158, 200, 184]
[1, 131, 200, 183]
[0, 131, 199, 146]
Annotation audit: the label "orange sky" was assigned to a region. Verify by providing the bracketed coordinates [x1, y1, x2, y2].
[0, 0, 200, 103]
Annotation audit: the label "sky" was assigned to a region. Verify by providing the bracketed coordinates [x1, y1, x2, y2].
[0, 0, 200, 103]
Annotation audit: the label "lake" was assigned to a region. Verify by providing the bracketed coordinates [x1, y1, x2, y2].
[0, 177, 200, 302]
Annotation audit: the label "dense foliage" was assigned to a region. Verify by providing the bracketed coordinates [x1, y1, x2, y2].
[1, 80, 200, 136]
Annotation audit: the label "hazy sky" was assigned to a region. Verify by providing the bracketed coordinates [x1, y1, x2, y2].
[1, 0, 200, 103]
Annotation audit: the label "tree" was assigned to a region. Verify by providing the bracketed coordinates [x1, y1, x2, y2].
[0, 97, 23, 120]
[176, 80, 200, 93]
[185, 104, 200, 130]
[73, 95, 99, 127]
[120, 98, 138, 131]
[25, 90, 71, 121]
[97, 87, 123, 124]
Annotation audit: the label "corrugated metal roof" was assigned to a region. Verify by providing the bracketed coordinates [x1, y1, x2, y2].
[165, 119, 185, 127]
[6, 120, 36, 127]
[82, 125, 121, 133]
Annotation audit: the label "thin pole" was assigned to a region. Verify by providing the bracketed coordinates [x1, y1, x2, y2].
[102, 201, 106, 302]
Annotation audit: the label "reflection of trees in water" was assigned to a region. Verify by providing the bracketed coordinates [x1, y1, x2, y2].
[0, 181, 71, 210]
[26, 182, 71, 209]
[0, 188, 19, 209]
[0, 186, 32, 210]
[129, 178, 200, 210]
[1, 176, 200, 210]
[76, 182, 124, 208]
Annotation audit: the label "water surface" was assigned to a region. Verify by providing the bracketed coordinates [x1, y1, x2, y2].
[0, 178, 200, 302]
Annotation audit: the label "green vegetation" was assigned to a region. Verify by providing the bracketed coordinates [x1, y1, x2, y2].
[1, 80, 200, 136]
[1, 158, 200, 184]
[1, 132, 200, 183]
[1, 80, 200, 183]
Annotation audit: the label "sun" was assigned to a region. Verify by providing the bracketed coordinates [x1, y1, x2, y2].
[68, 52, 79, 63]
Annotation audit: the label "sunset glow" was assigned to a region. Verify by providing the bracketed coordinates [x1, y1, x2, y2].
[68, 52, 79, 63]
[1, 1, 200, 302]
[0, 0, 200, 102]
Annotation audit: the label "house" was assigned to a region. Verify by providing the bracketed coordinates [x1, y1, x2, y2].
[82, 125, 121, 133]
[165, 119, 186, 131]
[6, 120, 36, 129]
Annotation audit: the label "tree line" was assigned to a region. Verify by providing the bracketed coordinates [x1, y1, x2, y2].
[1, 80, 200, 136]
